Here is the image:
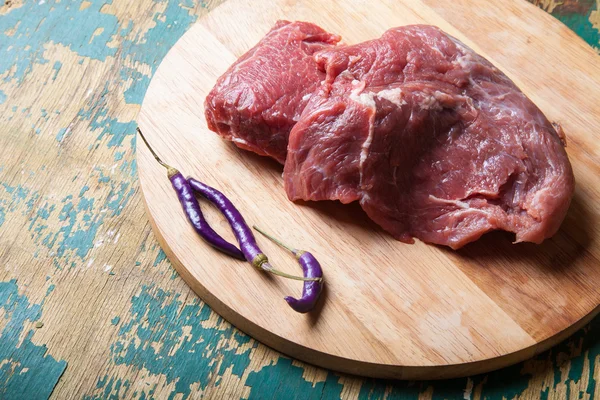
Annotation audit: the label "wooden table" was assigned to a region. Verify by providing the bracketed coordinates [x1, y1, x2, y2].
[0, 0, 598, 398]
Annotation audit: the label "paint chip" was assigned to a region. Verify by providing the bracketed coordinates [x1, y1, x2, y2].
[35, 322, 44, 329]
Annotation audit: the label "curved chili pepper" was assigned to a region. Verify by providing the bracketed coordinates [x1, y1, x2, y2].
[187, 178, 319, 283]
[253, 226, 324, 313]
[137, 128, 244, 260]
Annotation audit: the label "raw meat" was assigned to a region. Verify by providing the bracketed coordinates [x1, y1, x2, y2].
[284, 25, 574, 249]
[205, 20, 340, 164]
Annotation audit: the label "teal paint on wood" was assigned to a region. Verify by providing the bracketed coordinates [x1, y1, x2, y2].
[245, 358, 345, 400]
[0, 0, 119, 83]
[121, 66, 151, 105]
[153, 249, 167, 267]
[13, 170, 138, 267]
[0, 90, 6, 104]
[79, 185, 90, 197]
[77, 197, 95, 212]
[120, 0, 198, 74]
[94, 285, 256, 399]
[0, 280, 67, 400]
[551, 2, 600, 50]
[94, 246, 600, 398]
[51, 61, 62, 81]
[28, 203, 56, 230]
[55, 127, 69, 142]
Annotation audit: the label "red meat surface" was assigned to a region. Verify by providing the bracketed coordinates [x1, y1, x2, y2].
[284, 25, 574, 249]
[205, 20, 340, 164]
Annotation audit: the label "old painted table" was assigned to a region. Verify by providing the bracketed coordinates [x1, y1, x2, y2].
[0, 0, 598, 398]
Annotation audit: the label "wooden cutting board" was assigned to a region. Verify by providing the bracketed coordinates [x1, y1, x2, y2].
[137, 0, 600, 379]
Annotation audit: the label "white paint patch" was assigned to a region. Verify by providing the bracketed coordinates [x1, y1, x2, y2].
[103, 264, 112, 272]
[113, 233, 121, 244]
[87, 258, 94, 268]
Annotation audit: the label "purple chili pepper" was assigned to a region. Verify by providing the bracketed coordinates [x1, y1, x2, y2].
[253, 226, 324, 313]
[137, 128, 244, 260]
[188, 178, 321, 285]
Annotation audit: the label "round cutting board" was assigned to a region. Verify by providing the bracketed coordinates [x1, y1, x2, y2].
[137, 0, 600, 379]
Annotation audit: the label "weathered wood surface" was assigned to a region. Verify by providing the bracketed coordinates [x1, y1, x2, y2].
[0, 0, 599, 398]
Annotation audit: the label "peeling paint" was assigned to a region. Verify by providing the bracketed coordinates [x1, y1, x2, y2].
[153, 249, 167, 267]
[0, 0, 119, 83]
[51, 60, 62, 81]
[0, 280, 67, 399]
[98, 285, 255, 399]
[55, 127, 69, 142]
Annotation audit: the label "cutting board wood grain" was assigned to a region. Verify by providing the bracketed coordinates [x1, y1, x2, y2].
[137, 0, 600, 379]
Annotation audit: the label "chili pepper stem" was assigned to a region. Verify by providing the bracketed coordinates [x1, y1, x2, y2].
[252, 226, 321, 282]
[252, 254, 320, 282]
[137, 127, 179, 178]
[262, 263, 322, 282]
[253, 225, 298, 254]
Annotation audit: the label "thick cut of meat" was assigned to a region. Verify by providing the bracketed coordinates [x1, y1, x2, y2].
[284, 25, 575, 249]
[205, 20, 340, 164]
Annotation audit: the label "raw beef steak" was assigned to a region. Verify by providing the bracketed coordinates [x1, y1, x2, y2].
[284, 25, 574, 249]
[205, 20, 340, 164]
